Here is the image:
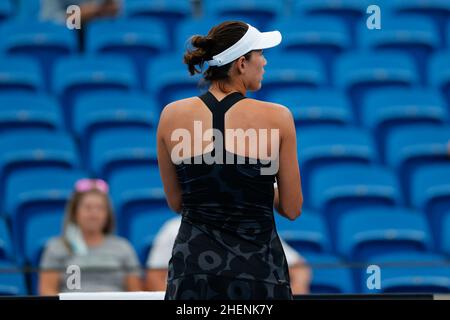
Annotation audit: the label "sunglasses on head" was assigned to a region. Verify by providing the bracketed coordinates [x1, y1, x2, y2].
[75, 178, 109, 193]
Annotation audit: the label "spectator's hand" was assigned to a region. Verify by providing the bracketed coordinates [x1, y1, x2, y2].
[100, 0, 120, 17]
[79, 2, 102, 21]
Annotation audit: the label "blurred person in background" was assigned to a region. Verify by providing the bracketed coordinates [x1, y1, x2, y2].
[41, 0, 121, 24]
[40, 0, 121, 51]
[146, 216, 311, 294]
[39, 178, 142, 295]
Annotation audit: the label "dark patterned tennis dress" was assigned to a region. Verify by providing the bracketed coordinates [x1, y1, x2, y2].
[164, 91, 293, 300]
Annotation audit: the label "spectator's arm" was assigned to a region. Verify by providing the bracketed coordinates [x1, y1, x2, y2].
[121, 240, 143, 291]
[289, 262, 312, 295]
[146, 269, 168, 291]
[125, 274, 143, 291]
[39, 271, 60, 296]
[38, 238, 66, 295]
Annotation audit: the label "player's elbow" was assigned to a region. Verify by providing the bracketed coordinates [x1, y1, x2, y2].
[280, 201, 302, 221]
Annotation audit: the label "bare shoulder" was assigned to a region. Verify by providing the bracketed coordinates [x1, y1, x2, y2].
[247, 98, 294, 123]
[159, 97, 200, 126]
[161, 97, 198, 116]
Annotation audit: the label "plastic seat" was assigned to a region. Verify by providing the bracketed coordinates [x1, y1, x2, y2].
[441, 211, 450, 256]
[128, 208, 174, 264]
[257, 52, 325, 100]
[175, 18, 219, 52]
[124, 0, 192, 50]
[0, 56, 43, 93]
[302, 253, 355, 293]
[297, 127, 377, 199]
[4, 168, 85, 264]
[384, 124, 450, 196]
[336, 208, 432, 261]
[0, 0, 12, 22]
[271, 17, 350, 84]
[430, 51, 450, 103]
[335, 52, 418, 121]
[362, 88, 448, 159]
[390, 0, 450, 47]
[293, 0, 375, 47]
[358, 16, 439, 84]
[90, 128, 158, 179]
[73, 91, 157, 167]
[0, 131, 79, 200]
[266, 89, 353, 128]
[0, 93, 63, 133]
[203, 0, 284, 30]
[110, 166, 167, 243]
[146, 53, 205, 109]
[410, 164, 450, 246]
[362, 252, 450, 293]
[86, 19, 169, 88]
[274, 209, 330, 254]
[0, 21, 78, 91]
[0, 261, 27, 296]
[0, 218, 13, 262]
[52, 55, 138, 129]
[310, 164, 401, 237]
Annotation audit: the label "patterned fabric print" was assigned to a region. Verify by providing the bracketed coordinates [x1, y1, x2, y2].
[165, 92, 292, 300]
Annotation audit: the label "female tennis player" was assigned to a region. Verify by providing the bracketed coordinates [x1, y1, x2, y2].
[157, 21, 303, 300]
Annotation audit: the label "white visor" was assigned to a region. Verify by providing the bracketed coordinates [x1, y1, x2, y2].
[206, 23, 282, 67]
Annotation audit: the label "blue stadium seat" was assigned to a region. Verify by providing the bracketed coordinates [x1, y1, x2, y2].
[310, 164, 401, 237]
[362, 252, 450, 293]
[52, 55, 138, 129]
[0, 93, 63, 133]
[297, 127, 377, 199]
[266, 89, 353, 128]
[16, 0, 40, 20]
[90, 128, 157, 179]
[175, 18, 219, 53]
[430, 51, 450, 105]
[0, 218, 13, 262]
[0, 56, 43, 93]
[124, 0, 192, 50]
[362, 89, 448, 159]
[203, 0, 284, 30]
[4, 168, 85, 265]
[110, 165, 168, 261]
[441, 211, 450, 256]
[0, 21, 78, 91]
[0, 131, 79, 201]
[271, 17, 350, 84]
[0, 0, 12, 22]
[86, 19, 169, 88]
[257, 52, 325, 100]
[146, 53, 205, 109]
[410, 164, 450, 247]
[73, 91, 157, 167]
[128, 208, 174, 264]
[0, 261, 27, 296]
[336, 208, 433, 261]
[358, 16, 439, 85]
[302, 253, 355, 293]
[274, 210, 331, 254]
[390, 0, 450, 47]
[335, 52, 418, 122]
[293, 0, 375, 47]
[384, 124, 450, 196]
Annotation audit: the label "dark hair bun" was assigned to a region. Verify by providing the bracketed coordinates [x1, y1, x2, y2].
[183, 35, 214, 76]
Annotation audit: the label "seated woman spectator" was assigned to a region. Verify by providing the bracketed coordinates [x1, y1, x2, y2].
[39, 178, 142, 295]
[145, 216, 312, 295]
